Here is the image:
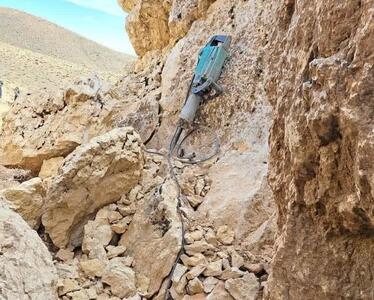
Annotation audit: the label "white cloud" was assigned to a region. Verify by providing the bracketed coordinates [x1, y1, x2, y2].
[66, 0, 123, 16]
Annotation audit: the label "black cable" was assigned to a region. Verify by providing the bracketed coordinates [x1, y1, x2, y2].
[164, 125, 186, 300]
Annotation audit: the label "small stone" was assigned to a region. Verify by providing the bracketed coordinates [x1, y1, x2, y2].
[56, 262, 80, 279]
[56, 248, 74, 262]
[207, 281, 233, 300]
[39, 156, 64, 178]
[102, 260, 136, 298]
[243, 263, 264, 275]
[220, 268, 246, 280]
[187, 195, 204, 208]
[97, 294, 110, 300]
[225, 273, 258, 300]
[231, 251, 244, 269]
[182, 294, 207, 300]
[124, 293, 142, 300]
[186, 265, 206, 280]
[110, 256, 134, 267]
[107, 211, 123, 223]
[180, 253, 207, 267]
[216, 225, 235, 245]
[204, 229, 218, 245]
[174, 274, 188, 294]
[194, 177, 205, 196]
[185, 231, 204, 244]
[82, 220, 114, 259]
[118, 203, 136, 217]
[128, 185, 142, 202]
[95, 281, 104, 294]
[222, 258, 231, 270]
[68, 289, 89, 300]
[203, 277, 219, 293]
[184, 240, 215, 255]
[58, 278, 81, 296]
[217, 252, 229, 259]
[106, 245, 127, 259]
[87, 286, 97, 299]
[80, 259, 107, 278]
[187, 277, 204, 295]
[111, 217, 132, 234]
[172, 264, 188, 283]
[203, 260, 222, 277]
[81, 280, 94, 288]
[260, 274, 268, 282]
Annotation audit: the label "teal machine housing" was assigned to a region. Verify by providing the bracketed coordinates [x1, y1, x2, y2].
[179, 35, 231, 123]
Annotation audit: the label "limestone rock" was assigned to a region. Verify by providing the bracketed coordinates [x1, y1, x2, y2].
[184, 240, 215, 255]
[102, 258, 136, 298]
[106, 245, 127, 259]
[225, 273, 258, 300]
[216, 225, 234, 245]
[187, 277, 204, 295]
[220, 268, 245, 280]
[186, 265, 206, 280]
[125, 0, 171, 57]
[230, 251, 244, 269]
[172, 264, 188, 283]
[58, 278, 81, 296]
[119, 179, 182, 296]
[185, 230, 204, 244]
[82, 217, 114, 260]
[180, 253, 207, 267]
[203, 259, 222, 277]
[265, 1, 374, 299]
[56, 248, 75, 262]
[168, 0, 216, 40]
[39, 156, 64, 178]
[42, 127, 143, 248]
[1, 177, 45, 228]
[117, 0, 137, 12]
[68, 289, 89, 300]
[203, 277, 218, 294]
[121, 0, 216, 56]
[80, 259, 107, 278]
[0, 200, 57, 299]
[0, 77, 156, 172]
[206, 281, 233, 300]
[0, 165, 31, 190]
[182, 294, 207, 300]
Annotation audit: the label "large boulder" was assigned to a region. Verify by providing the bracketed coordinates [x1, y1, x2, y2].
[125, 0, 171, 57]
[42, 127, 144, 248]
[1, 177, 45, 229]
[119, 179, 182, 297]
[0, 76, 159, 173]
[266, 1, 374, 299]
[0, 199, 57, 299]
[119, 0, 216, 57]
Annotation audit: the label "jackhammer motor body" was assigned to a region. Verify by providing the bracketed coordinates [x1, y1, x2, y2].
[179, 35, 231, 124]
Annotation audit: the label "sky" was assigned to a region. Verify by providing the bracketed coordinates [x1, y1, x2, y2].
[0, 0, 136, 55]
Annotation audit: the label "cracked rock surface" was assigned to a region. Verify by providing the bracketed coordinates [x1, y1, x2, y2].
[0, 199, 57, 299]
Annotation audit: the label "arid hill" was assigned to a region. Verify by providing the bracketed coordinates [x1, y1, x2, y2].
[0, 8, 133, 72]
[0, 7, 134, 125]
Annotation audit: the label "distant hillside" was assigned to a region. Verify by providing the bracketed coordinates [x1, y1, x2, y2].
[0, 7, 135, 124]
[0, 7, 134, 73]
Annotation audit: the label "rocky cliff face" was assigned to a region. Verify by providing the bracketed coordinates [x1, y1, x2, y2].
[265, 1, 374, 299]
[0, 0, 372, 299]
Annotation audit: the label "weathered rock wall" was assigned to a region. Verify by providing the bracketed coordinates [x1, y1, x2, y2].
[265, 1, 374, 299]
